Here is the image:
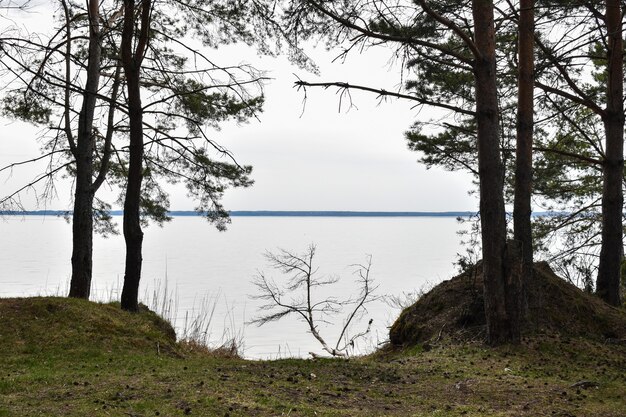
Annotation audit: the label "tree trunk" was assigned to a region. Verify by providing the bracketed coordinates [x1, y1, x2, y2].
[597, 0, 624, 306]
[68, 0, 101, 299]
[120, 0, 149, 312]
[473, 0, 519, 344]
[513, 0, 534, 272]
[69, 160, 94, 298]
[504, 239, 523, 340]
[120, 66, 144, 312]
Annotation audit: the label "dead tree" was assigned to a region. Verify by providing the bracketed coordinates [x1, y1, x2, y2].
[251, 244, 377, 357]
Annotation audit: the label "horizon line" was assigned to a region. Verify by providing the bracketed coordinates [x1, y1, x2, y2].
[0, 209, 478, 218]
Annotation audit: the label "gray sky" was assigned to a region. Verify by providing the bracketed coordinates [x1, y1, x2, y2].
[0, 5, 477, 212]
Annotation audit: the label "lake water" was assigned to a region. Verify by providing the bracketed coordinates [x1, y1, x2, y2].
[0, 215, 470, 358]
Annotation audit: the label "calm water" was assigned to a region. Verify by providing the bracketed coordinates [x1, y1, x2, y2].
[0, 215, 469, 358]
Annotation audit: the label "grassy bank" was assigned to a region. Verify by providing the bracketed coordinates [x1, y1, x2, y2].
[1, 297, 625, 416]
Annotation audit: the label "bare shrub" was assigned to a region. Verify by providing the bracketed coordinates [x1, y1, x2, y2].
[385, 281, 436, 311]
[251, 244, 378, 357]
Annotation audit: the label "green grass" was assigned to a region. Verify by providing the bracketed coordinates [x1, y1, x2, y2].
[1, 297, 625, 416]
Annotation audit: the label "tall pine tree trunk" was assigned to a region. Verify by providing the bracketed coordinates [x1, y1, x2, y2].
[511, 0, 535, 324]
[69, 160, 95, 298]
[473, 0, 520, 344]
[120, 69, 144, 312]
[513, 0, 534, 271]
[597, 0, 624, 306]
[120, 0, 150, 312]
[68, 0, 101, 299]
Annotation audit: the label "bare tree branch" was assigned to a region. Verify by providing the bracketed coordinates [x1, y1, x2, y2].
[294, 80, 476, 117]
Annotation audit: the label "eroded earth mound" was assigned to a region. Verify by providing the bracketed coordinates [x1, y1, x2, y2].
[389, 262, 626, 346]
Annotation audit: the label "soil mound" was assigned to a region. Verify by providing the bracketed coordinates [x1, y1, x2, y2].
[389, 262, 626, 346]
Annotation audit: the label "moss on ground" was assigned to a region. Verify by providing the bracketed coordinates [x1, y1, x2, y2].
[1, 297, 625, 416]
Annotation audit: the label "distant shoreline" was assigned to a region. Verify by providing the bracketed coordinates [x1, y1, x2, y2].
[0, 210, 477, 218]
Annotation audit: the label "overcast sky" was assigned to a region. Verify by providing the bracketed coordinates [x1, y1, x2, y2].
[0, 4, 477, 212]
